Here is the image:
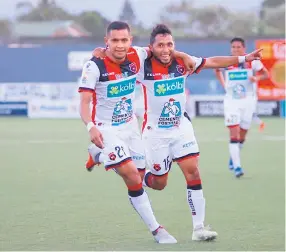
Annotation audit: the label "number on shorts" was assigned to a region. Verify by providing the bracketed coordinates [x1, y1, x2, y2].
[228, 115, 238, 124]
[115, 146, 126, 158]
[163, 156, 172, 171]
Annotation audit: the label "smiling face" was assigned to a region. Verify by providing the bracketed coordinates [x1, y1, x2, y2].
[104, 29, 133, 61]
[231, 41, 246, 56]
[150, 33, 175, 65]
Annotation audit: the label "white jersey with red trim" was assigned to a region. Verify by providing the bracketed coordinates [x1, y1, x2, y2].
[223, 60, 264, 100]
[78, 46, 148, 127]
[137, 55, 205, 131]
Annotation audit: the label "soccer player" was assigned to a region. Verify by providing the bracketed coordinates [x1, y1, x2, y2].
[89, 24, 263, 241]
[214, 37, 269, 177]
[79, 21, 178, 244]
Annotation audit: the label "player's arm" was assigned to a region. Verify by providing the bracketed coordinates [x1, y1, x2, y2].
[250, 60, 269, 82]
[78, 61, 104, 148]
[202, 49, 263, 69]
[214, 69, 225, 87]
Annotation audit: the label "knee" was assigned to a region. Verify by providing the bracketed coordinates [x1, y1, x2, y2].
[121, 167, 142, 184]
[229, 126, 240, 139]
[184, 165, 201, 181]
[152, 178, 167, 191]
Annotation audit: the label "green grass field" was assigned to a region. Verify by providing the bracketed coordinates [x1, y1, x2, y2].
[0, 118, 284, 251]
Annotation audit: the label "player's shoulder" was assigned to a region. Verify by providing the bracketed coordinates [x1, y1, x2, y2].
[82, 59, 100, 74]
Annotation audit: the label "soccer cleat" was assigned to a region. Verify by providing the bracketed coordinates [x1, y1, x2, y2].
[228, 158, 234, 170]
[259, 122, 265, 132]
[85, 144, 102, 172]
[152, 226, 177, 244]
[234, 167, 244, 178]
[192, 225, 218, 241]
[85, 153, 100, 172]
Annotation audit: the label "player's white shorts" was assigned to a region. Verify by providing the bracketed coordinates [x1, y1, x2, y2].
[142, 117, 199, 176]
[224, 97, 257, 130]
[97, 117, 145, 170]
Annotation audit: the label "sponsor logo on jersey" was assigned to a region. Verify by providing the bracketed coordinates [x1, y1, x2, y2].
[228, 71, 248, 80]
[154, 76, 184, 96]
[107, 77, 136, 98]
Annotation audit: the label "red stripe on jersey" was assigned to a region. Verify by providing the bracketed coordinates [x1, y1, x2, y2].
[103, 57, 122, 81]
[151, 58, 169, 80]
[78, 87, 95, 93]
[91, 92, 97, 123]
[127, 47, 141, 73]
[141, 84, 148, 132]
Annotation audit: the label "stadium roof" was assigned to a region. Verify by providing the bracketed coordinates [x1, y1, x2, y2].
[12, 20, 91, 38]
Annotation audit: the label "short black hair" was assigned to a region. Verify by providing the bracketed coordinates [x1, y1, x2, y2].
[150, 24, 172, 44]
[231, 37, 245, 47]
[106, 21, 130, 34]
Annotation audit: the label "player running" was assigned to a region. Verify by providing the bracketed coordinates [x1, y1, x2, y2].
[214, 37, 269, 177]
[89, 24, 263, 241]
[79, 21, 196, 244]
[79, 21, 178, 244]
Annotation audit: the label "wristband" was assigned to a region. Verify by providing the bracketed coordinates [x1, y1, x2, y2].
[238, 56, 246, 63]
[86, 122, 95, 132]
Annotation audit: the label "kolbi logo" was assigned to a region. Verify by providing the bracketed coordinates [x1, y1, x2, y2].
[107, 77, 136, 98]
[154, 77, 184, 96]
[228, 71, 248, 80]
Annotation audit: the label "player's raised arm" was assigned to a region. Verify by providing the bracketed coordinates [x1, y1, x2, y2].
[203, 49, 263, 69]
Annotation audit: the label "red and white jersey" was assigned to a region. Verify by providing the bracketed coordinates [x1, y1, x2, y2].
[78, 46, 148, 127]
[223, 60, 263, 99]
[137, 56, 205, 130]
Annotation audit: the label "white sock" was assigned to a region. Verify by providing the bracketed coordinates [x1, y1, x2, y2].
[239, 142, 244, 150]
[129, 190, 160, 232]
[253, 114, 262, 125]
[229, 142, 241, 168]
[187, 189, 205, 229]
[88, 144, 104, 162]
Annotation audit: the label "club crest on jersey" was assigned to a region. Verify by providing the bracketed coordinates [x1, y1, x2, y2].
[176, 65, 185, 74]
[153, 164, 161, 171]
[109, 152, 116, 161]
[129, 62, 137, 73]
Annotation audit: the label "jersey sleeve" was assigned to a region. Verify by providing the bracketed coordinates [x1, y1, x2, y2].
[252, 60, 264, 72]
[133, 46, 148, 62]
[78, 60, 100, 93]
[192, 56, 206, 74]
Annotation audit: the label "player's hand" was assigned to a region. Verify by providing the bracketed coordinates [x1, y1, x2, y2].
[249, 76, 258, 82]
[92, 47, 106, 59]
[183, 56, 196, 73]
[89, 127, 104, 149]
[245, 49, 263, 62]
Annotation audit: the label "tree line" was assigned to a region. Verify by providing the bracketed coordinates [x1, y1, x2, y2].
[0, 0, 284, 39]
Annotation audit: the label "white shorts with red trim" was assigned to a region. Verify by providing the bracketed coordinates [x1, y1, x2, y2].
[142, 117, 199, 176]
[224, 97, 257, 130]
[98, 118, 145, 170]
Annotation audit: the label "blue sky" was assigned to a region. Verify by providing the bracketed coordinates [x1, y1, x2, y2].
[0, 0, 263, 27]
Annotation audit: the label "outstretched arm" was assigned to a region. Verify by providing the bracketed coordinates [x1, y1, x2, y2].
[203, 49, 263, 69]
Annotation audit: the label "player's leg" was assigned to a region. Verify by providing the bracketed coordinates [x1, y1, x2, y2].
[172, 119, 217, 241]
[85, 143, 103, 171]
[224, 100, 243, 177]
[253, 113, 265, 132]
[103, 141, 176, 244]
[142, 132, 171, 190]
[128, 125, 146, 181]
